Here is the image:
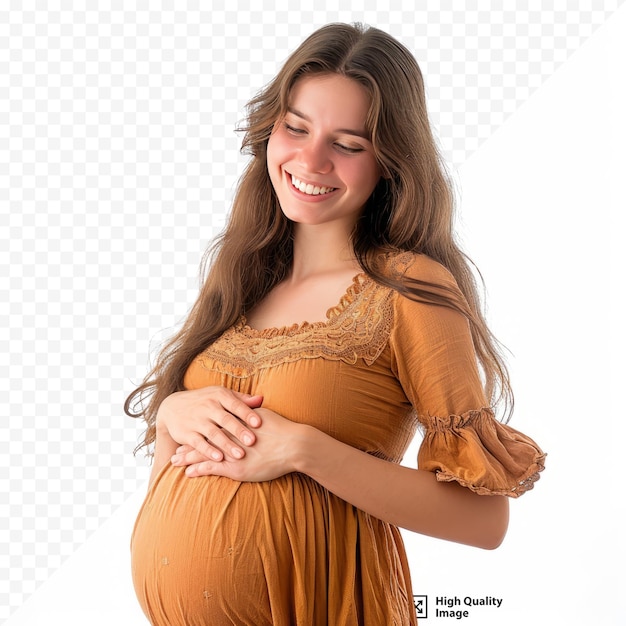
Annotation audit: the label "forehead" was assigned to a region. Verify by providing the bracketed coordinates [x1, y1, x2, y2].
[287, 74, 371, 131]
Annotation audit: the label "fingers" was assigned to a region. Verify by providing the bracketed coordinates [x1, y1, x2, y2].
[184, 461, 223, 478]
[173, 446, 237, 478]
[188, 389, 262, 455]
[234, 391, 264, 411]
[227, 392, 264, 428]
[171, 445, 208, 466]
[158, 387, 265, 462]
[183, 458, 246, 480]
[206, 408, 256, 453]
[186, 431, 228, 462]
[188, 425, 248, 462]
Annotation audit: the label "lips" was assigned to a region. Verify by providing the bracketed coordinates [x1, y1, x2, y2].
[290, 174, 336, 196]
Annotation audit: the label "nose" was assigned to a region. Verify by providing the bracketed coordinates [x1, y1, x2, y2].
[298, 138, 332, 174]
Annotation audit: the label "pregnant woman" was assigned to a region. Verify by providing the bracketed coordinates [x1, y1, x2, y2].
[126, 22, 545, 625]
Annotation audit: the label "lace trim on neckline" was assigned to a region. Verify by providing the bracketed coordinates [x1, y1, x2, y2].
[240, 272, 370, 338]
[197, 272, 396, 377]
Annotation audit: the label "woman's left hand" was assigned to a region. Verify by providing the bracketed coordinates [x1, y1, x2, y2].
[170, 407, 307, 482]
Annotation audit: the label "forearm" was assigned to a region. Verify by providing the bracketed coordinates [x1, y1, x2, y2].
[294, 425, 509, 550]
[148, 426, 179, 486]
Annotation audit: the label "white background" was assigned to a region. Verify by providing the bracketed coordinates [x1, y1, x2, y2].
[2, 2, 624, 625]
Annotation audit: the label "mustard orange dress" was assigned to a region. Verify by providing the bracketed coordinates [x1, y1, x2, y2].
[131, 253, 545, 625]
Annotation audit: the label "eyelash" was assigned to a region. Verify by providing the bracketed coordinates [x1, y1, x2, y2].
[283, 123, 364, 154]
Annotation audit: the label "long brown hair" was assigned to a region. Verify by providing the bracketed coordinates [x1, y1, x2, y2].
[126, 22, 513, 456]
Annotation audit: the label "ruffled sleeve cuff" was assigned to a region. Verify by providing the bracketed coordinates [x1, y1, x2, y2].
[417, 408, 546, 497]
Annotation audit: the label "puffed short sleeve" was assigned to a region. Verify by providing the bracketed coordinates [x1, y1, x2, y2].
[389, 254, 546, 497]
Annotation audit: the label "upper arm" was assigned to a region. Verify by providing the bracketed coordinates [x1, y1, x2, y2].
[389, 255, 487, 421]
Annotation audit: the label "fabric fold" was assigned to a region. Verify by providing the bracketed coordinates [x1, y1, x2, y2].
[417, 408, 546, 497]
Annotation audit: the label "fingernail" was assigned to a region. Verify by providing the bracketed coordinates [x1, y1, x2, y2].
[171, 455, 179, 463]
[250, 416, 261, 427]
[243, 433, 254, 445]
[232, 448, 244, 459]
[211, 451, 222, 461]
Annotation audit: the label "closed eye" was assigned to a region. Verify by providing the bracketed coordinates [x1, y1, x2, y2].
[284, 122, 364, 154]
[284, 123, 306, 134]
[335, 143, 364, 154]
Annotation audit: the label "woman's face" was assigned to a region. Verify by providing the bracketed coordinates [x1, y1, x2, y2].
[267, 74, 381, 233]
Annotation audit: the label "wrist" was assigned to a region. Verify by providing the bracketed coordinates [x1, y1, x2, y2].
[291, 424, 324, 475]
[155, 415, 169, 436]
[155, 394, 175, 434]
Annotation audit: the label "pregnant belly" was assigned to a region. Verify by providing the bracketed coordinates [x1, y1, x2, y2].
[130, 463, 347, 626]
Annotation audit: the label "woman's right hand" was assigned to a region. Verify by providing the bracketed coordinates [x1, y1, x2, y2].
[155, 387, 264, 462]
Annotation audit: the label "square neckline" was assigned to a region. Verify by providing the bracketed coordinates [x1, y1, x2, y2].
[240, 271, 370, 336]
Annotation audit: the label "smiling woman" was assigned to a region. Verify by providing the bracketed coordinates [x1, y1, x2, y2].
[267, 74, 381, 232]
[126, 22, 545, 626]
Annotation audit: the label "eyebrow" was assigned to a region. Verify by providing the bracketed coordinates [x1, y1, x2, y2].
[287, 107, 371, 141]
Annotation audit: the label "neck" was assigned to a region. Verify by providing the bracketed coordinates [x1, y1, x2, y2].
[289, 224, 359, 282]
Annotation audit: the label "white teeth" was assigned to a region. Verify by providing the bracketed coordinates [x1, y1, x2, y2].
[291, 175, 334, 196]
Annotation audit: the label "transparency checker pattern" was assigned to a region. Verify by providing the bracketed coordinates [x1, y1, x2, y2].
[0, 1, 622, 620]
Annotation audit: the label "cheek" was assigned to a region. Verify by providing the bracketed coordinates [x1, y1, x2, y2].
[348, 158, 381, 192]
[266, 131, 290, 169]
[266, 134, 283, 189]
[266, 134, 276, 168]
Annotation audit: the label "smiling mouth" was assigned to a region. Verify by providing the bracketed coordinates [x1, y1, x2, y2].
[290, 174, 336, 196]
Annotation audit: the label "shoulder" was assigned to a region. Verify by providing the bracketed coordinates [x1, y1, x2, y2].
[382, 251, 471, 331]
[383, 251, 460, 293]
